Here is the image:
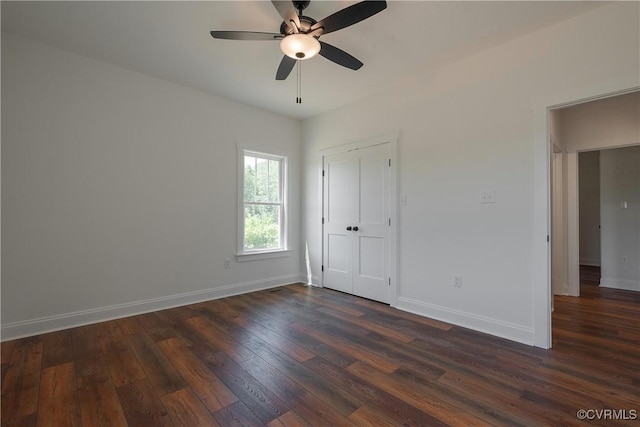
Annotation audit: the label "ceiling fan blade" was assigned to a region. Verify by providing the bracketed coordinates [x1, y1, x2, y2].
[210, 31, 282, 41]
[319, 41, 363, 70]
[311, 1, 387, 35]
[276, 55, 297, 80]
[271, 1, 301, 33]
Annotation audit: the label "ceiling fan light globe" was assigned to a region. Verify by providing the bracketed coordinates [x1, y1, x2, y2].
[280, 34, 320, 60]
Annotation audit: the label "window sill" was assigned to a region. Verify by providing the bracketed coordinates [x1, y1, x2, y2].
[236, 249, 292, 262]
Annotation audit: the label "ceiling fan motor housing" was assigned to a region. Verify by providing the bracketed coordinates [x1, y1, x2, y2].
[279, 15, 317, 36]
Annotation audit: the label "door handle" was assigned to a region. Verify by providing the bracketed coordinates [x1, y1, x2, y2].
[346, 226, 352, 231]
[353, 226, 359, 231]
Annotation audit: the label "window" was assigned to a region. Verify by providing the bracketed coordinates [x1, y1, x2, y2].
[239, 150, 287, 255]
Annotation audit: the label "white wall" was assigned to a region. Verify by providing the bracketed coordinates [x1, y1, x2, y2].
[1, 34, 302, 339]
[562, 91, 640, 153]
[578, 151, 601, 266]
[600, 146, 640, 291]
[302, 2, 639, 345]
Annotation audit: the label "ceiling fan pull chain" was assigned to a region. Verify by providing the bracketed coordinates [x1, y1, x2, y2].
[296, 60, 302, 104]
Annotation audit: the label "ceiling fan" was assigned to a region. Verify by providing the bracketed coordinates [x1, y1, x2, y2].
[210, 0, 387, 81]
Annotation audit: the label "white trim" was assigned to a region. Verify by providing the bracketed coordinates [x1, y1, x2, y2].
[320, 132, 399, 156]
[531, 101, 553, 349]
[600, 277, 640, 291]
[236, 249, 292, 262]
[309, 275, 322, 287]
[566, 153, 580, 297]
[388, 135, 400, 307]
[295, 274, 321, 288]
[1, 274, 300, 341]
[320, 132, 399, 305]
[532, 85, 640, 349]
[237, 146, 289, 255]
[396, 297, 535, 346]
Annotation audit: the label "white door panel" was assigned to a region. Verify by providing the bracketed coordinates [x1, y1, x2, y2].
[358, 236, 385, 279]
[326, 158, 351, 224]
[358, 149, 387, 225]
[323, 153, 355, 294]
[327, 234, 349, 272]
[323, 143, 390, 303]
[352, 144, 389, 301]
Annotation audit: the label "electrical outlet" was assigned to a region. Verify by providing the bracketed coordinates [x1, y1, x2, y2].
[621, 256, 628, 264]
[453, 274, 463, 287]
[480, 191, 496, 204]
[224, 259, 231, 268]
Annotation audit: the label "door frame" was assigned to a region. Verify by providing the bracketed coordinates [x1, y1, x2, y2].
[532, 85, 639, 349]
[320, 133, 399, 306]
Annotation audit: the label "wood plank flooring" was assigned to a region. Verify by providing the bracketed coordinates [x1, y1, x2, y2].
[2, 269, 639, 426]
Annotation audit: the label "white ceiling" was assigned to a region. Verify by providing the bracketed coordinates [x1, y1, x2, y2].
[2, 1, 607, 120]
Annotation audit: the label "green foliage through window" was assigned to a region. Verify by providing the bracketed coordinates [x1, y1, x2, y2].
[243, 153, 284, 251]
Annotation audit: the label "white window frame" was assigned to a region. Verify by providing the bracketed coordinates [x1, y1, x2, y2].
[237, 148, 290, 261]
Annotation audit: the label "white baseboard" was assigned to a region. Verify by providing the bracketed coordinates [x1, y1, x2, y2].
[396, 297, 535, 346]
[309, 275, 322, 287]
[1, 274, 302, 341]
[298, 273, 322, 287]
[552, 282, 570, 296]
[579, 258, 601, 267]
[600, 277, 640, 292]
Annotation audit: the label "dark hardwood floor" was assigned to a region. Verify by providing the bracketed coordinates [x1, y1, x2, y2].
[2, 269, 639, 426]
